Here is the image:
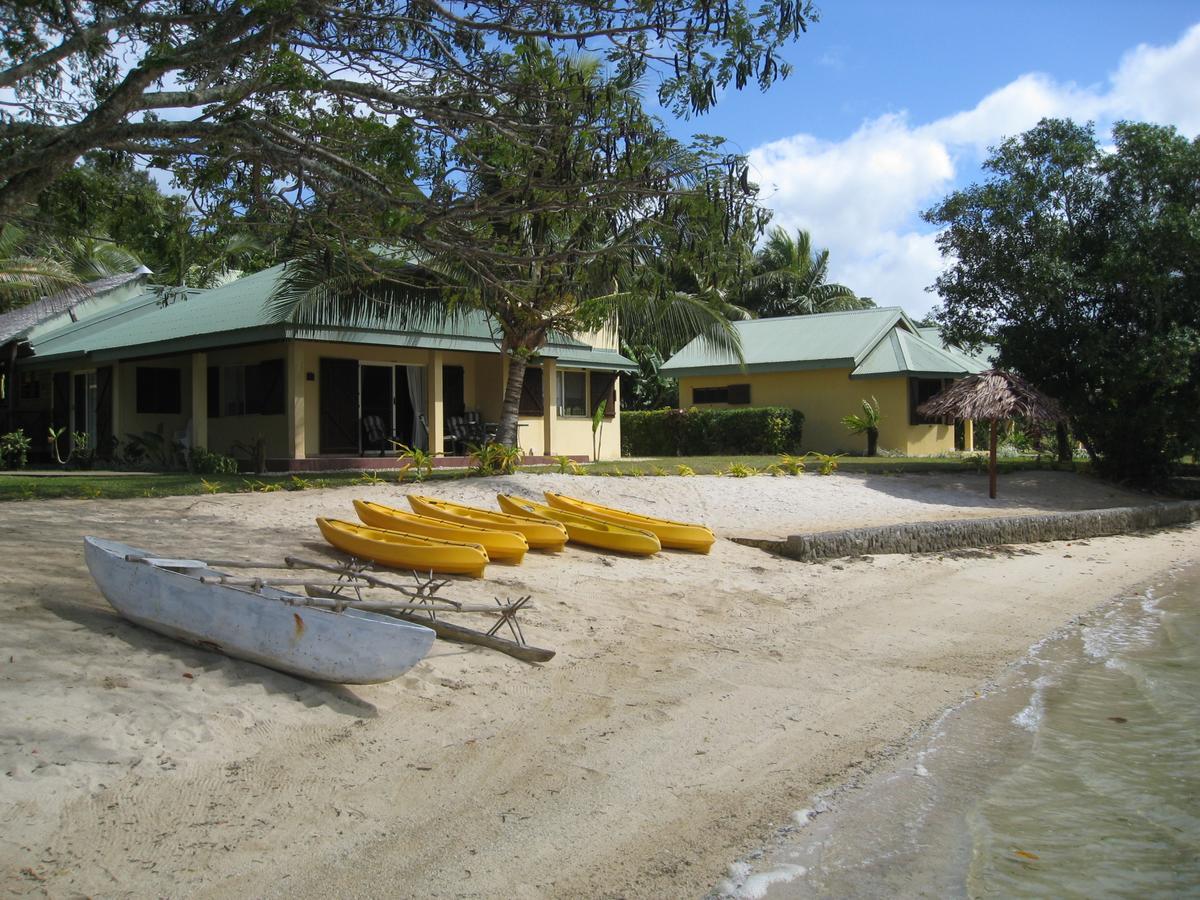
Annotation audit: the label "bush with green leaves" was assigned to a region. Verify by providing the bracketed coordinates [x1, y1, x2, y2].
[468, 442, 523, 476]
[187, 446, 239, 474]
[621, 407, 803, 456]
[0, 429, 31, 469]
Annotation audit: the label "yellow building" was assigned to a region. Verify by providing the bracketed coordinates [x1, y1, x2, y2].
[0, 266, 632, 468]
[661, 308, 989, 455]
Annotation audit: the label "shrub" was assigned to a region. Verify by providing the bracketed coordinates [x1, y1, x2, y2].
[468, 442, 523, 476]
[0, 429, 31, 469]
[725, 463, 757, 477]
[188, 446, 239, 474]
[622, 407, 803, 456]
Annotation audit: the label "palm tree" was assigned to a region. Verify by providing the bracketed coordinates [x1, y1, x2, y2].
[0, 224, 143, 313]
[746, 227, 871, 317]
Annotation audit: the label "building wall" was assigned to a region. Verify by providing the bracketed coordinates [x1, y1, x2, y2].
[677, 369, 954, 455]
[115, 354, 193, 444]
[206, 342, 291, 459]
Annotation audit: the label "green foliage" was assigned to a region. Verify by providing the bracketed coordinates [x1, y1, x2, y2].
[468, 442, 523, 476]
[351, 472, 386, 486]
[591, 399, 606, 461]
[285, 475, 312, 491]
[200, 478, 223, 494]
[187, 446, 239, 475]
[926, 118, 1200, 486]
[0, 429, 31, 469]
[744, 227, 871, 317]
[649, 465, 669, 476]
[124, 429, 185, 471]
[393, 443, 435, 481]
[622, 407, 803, 456]
[805, 451, 844, 475]
[231, 435, 268, 474]
[242, 478, 282, 492]
[777, 453, 806, 475]
[675, 464, 696, 476]
[841, 396, 882, 434]
[552, 454, 581, 475]
[725, 463, 757, 477]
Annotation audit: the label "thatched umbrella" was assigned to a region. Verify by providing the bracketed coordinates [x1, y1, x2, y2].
[917, 369, 1065, 499]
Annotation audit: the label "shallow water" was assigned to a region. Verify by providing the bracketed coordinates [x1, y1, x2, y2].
[714, 563, 1200, 899]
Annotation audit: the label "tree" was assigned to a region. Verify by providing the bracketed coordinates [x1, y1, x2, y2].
[1, 0, 816, 261]
[269, 49, 746, 446]
[745, 226, 871, 317]
[0, 222, 141, 313]
[925, 118, 1200, 486]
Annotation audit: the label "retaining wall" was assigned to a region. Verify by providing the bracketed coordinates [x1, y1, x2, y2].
[733, 501, 1200, 562]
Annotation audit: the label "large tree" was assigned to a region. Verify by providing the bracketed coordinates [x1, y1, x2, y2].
[269, 48, 746, 445]
[744, 226, 870, 317]
[925, 118, 1200, 486]
[1, 0, 815, 263]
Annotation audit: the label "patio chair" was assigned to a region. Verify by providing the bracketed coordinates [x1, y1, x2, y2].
[361, 415, 397, 456]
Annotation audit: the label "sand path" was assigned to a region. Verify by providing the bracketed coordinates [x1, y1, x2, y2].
[1, 471, 1194, 897]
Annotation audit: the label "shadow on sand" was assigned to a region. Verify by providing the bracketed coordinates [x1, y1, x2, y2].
[41, 594, 380, 719]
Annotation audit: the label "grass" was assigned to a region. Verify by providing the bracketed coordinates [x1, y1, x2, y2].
[0, 454, 1087, 502]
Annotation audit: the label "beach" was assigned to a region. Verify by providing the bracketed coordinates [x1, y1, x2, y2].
[1, 470, 1197, 898]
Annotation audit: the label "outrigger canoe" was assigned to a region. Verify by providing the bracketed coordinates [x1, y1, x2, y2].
[543, 491, 716, 554]
[83, 537, 435, 684]
[353, 499, 529, 563]
[497, 494, 661, 556]
[407, 495, 567, 551]
[317, 517, 489, 577]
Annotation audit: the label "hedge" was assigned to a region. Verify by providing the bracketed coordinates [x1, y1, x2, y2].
[621, 407, 804, 456]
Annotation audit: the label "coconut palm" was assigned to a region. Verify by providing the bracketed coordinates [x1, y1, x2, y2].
[746, 227, 871, 318]
[0, 223, 85, 313]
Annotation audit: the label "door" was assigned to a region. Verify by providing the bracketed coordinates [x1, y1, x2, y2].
[318, 358, 359, 454]
[72, 371, 97, 450]
[360, 364, 394, 453]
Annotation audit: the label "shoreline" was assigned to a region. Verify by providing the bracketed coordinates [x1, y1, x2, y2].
[2, 472, 1197, 898]
[712, 558, 1200, 898]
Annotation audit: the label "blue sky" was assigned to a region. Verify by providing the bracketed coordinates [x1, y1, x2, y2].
[662, 2, 1200, 316]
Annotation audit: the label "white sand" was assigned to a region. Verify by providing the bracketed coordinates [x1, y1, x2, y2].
[0, 470, 1194, 897]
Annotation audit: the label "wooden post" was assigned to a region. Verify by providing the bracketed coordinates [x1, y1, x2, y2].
[989, 418, 998, 499]
[428, 351, 445, 455]
[542, 357, 556, 457]
[286, 342, 306, 459]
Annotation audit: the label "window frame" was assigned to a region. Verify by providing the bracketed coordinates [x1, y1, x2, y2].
[556, 369, 589, 418]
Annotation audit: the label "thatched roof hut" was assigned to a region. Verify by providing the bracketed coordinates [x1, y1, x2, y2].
[917, 369, 1064, 499]
[917, 369, 1064, 423]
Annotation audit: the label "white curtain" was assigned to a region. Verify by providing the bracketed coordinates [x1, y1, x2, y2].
[405, 365, 427, 450]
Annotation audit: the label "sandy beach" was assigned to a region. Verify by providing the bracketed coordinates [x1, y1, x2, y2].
[2, 470, 1197, 898]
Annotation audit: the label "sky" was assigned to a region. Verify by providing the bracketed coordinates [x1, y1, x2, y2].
[662, 1, 1200, 318]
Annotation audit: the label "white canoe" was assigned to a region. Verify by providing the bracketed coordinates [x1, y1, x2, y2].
[84, 537, 435, 684]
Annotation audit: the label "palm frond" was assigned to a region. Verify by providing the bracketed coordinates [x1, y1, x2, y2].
[589, 288, 743, 362]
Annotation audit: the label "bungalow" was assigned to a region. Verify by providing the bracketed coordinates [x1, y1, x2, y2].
[660, 307, 990, 455]
[0, 265, 633, 468]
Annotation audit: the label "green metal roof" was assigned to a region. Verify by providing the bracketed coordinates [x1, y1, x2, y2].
[916, 326, 996, 370]
[850, 326, 975, 378]
[28, 264, 634, 371]
[661, 307, 988, 379]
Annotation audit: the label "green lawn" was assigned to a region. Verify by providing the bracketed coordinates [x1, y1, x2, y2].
[0, 455, 1085, 502]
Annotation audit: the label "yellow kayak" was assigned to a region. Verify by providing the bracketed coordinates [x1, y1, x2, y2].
[497, 494, 661, 557]
[543, 491, 716, 554]
[407, 495, 567, 551]
[353, 499, 529, 563]
[317, 517, 489, 577]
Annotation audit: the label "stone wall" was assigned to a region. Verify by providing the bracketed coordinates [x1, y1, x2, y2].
[734, 501, 1200, 562]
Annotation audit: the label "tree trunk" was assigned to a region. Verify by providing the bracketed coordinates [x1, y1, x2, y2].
[989, 418, 998, 499]
[866, 427, 878, 457]
[493, 353, 528, 447]
[1056, 420, 1072, 463]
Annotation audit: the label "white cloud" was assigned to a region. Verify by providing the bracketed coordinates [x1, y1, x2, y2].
[749, 22, 1200, 318]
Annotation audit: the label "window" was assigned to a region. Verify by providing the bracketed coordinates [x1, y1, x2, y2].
[135, 367, 181, 414]
[909, 377, 952, 425]
[557, 370, 587, 417]
[589, 372, 617, 418]
[19, 372, 41, 400]
[518, 366, 543, 415]
[692, 384, 751, 405]
[210, 358, 285, 417]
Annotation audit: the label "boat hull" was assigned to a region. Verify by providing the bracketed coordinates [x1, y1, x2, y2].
[543, 492, 716, 553]
[318, 518, 489, 577]
[407, 495, 567, 551]
[497, 494, 661, 556]
[84, 537, 435, 684]
[353, 499, 528, 562]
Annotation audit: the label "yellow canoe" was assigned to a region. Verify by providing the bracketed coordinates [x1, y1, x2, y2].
[543, 491, 716, 554]
[353, 499, 529, 563]
[317, 517, 489, 577]
[407, 495, 567, 552]
[497, 494, 661, 557]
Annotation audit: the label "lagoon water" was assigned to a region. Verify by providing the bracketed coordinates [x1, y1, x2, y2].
[716, 563, 1200, 899]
